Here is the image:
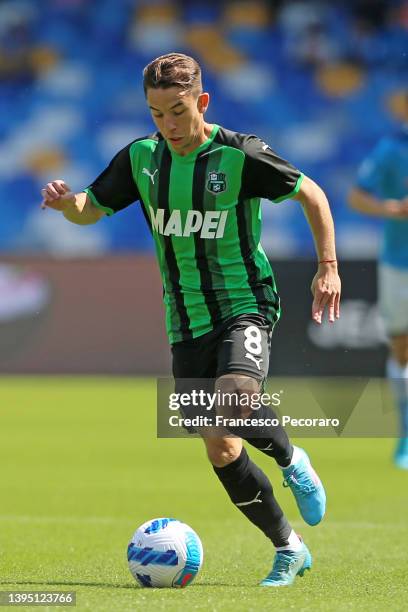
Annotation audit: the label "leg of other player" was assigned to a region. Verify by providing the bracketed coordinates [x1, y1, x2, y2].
[378, 263, 408, 468]
[388, 334, 408, 469]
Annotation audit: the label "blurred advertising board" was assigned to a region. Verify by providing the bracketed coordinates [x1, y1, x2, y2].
[0, 257, 386, 376]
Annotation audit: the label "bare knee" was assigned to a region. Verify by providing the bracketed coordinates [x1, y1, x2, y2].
[204, 437, 243, 468]
[391, 335, 408, 367]
[215, 373, 261, 419]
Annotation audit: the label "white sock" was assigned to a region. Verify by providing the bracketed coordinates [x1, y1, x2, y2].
[278, 446, 302, 469]
[387, 358, 408, 401]
[387, 358, 408, 437]
[276, 530, 303, 552]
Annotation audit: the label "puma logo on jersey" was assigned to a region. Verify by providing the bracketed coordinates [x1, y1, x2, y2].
[245, 352, 263, 370]
[142, 168, 159, 184]
[149, 206, 228, 239]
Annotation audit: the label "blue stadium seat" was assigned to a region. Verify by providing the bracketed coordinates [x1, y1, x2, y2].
[1, 0, 405, 256]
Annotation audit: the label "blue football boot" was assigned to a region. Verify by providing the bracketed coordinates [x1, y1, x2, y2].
[260, 542, 312, 587]
[282, 447, 326, 526]
[394, 438, 408, 469]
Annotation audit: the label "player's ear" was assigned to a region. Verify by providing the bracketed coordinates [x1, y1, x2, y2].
[197, 92, 209, 114]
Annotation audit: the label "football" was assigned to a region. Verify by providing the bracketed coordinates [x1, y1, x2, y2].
[127, 518, 203, 588]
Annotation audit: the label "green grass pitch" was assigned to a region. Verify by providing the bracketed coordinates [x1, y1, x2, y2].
[0, 377, 407, 611]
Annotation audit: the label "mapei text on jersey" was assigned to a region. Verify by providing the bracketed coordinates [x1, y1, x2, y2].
[149, 206, 229, 239]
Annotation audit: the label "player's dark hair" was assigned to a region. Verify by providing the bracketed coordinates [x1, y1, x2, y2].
[143, 53, 202, 96]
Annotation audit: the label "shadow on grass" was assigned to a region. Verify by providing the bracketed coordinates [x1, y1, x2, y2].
[0, 580, 236, 589]
[0, 580, 135, 590]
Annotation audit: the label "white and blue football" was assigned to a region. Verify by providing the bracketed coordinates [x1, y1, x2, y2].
[127, 517, 203, 588]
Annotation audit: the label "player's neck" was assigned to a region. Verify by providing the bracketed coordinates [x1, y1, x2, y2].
[195, 122, 214, 149]
[203, 122, 214, 140]
[176, 122, 214, 156]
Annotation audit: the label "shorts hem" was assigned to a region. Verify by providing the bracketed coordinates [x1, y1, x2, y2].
[170, 311, 274, 346]
[215, 368, 265, 382]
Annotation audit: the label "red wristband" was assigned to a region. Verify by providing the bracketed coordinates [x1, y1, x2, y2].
[318, 259, 337, 264]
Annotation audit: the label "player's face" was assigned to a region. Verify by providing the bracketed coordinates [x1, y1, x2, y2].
[146, 86, 209, 155]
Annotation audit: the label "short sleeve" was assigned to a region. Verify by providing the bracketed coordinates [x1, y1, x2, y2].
[241, 135, 303, 202]
[355, 138, 393, 196]
[84, 143, 141, 216]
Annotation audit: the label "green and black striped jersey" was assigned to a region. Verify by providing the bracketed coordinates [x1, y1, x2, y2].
[85, 124, 303, 343]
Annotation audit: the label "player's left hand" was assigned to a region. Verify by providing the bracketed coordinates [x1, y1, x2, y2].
[311, 263, 341, 324]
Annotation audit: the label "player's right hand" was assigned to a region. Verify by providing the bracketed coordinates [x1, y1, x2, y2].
[41, 180, 76, 212]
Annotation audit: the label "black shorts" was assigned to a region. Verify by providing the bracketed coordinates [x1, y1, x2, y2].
[171, 314, 273, 432]
[171, 313, 272, 381]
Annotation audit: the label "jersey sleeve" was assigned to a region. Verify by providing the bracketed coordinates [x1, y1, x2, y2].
[84, 143, 140, 216]
[241, 135, 303, 202]
[355, 138, 393, 196]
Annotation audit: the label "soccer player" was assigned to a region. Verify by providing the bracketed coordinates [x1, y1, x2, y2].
[349, 110, 408, 469]
[41, 53, 341, 586]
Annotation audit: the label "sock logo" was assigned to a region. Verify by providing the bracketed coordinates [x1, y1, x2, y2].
[235, 490, 262, 507]
[260, 443, 274, 451]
